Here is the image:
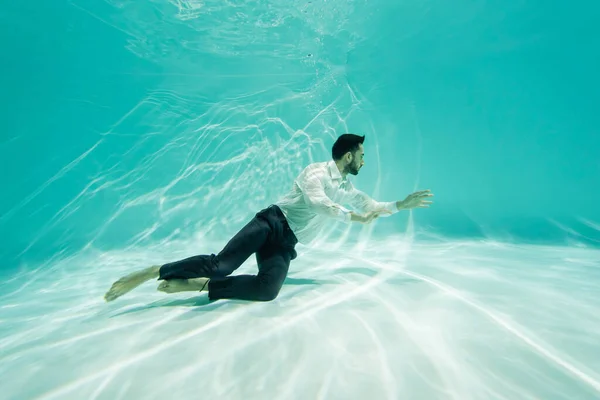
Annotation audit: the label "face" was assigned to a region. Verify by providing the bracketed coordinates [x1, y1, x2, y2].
[346, 144, 365, 176]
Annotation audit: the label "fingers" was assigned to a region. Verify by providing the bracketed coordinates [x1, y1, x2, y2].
[407, 190, 433, 200]
[364, 212, 385, 223]
[370, 210, 391, 217]
[419, 199, 433, 208]
[416, 189, 433, 197]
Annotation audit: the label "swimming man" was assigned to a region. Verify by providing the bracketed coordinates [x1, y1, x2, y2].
[104, 133, 433, 302]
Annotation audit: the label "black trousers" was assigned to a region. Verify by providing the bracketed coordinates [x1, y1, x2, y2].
[158, 205, 298, 301]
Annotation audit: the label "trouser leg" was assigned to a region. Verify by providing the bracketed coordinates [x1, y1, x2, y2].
[208, 247, 292, 302]
[158, 214, 271, 280]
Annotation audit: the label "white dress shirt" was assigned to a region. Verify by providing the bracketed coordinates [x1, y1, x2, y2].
[275, 160, 399, 244]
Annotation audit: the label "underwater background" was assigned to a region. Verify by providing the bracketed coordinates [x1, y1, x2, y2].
[1, 1, 599, 399]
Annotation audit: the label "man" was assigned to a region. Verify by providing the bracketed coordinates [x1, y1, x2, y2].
[104, 134, 433, 303]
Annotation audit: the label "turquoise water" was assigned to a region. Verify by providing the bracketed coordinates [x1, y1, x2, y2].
[1, 1, 600, 399]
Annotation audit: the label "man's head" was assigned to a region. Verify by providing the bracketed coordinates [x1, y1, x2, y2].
[331, 133, 365, 176]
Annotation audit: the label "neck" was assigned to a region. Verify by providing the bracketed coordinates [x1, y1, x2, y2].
[334, 160, 348, 179]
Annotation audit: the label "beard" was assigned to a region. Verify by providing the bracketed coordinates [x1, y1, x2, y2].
[347, 164, 360, 175]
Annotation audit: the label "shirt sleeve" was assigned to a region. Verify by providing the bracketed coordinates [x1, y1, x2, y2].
[296, 168, 352, 223]
[346, 182, 398, 216]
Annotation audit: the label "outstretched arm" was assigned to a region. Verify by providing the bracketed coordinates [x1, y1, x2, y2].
[297, 169, 378, 224]
[348, 187, 398, 216]
[297, 169, 353, 223]
[348, 185, 434, 215]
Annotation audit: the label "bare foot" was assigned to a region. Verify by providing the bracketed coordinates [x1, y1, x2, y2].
[104, 265, 161, 302]
[157, 278, 209, 294]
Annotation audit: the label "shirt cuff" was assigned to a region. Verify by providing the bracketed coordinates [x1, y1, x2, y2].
[338, 206, 352, 223]
[386, 201, 399, 214]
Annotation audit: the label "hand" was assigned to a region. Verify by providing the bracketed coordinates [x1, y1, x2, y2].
[397, 189, 433, 210]
[361, 209, 391, 224]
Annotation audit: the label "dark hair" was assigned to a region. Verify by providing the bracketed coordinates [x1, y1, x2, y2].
[331, 134, 365, 160]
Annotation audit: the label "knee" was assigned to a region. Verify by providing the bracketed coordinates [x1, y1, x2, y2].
[212, 259, 236, 277]
[256, 285, 281, 302]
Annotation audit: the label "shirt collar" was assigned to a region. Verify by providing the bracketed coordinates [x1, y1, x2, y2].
[327, 160, 347, 183]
